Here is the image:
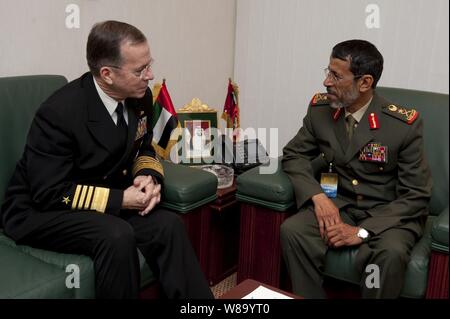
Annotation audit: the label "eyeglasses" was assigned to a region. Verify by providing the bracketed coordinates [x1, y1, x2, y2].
[324, 67, 363, 83]
[106, 60, 154, 79]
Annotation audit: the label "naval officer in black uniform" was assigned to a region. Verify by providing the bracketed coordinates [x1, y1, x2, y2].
[1, 20, 213, 299]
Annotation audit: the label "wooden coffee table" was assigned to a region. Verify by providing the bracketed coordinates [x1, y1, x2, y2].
[219, 279, 302, 299]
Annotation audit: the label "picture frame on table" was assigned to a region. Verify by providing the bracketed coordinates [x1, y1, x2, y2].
[177, 98, 218, 163]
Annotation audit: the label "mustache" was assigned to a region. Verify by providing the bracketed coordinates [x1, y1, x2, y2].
[326, 88, 336, 95]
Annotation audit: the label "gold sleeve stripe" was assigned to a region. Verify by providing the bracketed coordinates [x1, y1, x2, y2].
[91, 187, 110, 213]
[133, 160, 164, 177]
[71, 185, 82, 210]
[70, 185, 109, 213]
[133, 156, 161, 167]
[84, 186, 94, 210]
[132, 156, 164, 177]
[77, 185, 88, 210]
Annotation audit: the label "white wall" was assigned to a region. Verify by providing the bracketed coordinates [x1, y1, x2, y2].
[234, 0, 449, 154]
[0, 0, 236, 111]
[1, 0, 448, 150]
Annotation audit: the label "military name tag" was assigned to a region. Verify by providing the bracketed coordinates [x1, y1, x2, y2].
[320, 173, 338, 198]
[359, 143, 388, 163]
[135, 116, 147, 140]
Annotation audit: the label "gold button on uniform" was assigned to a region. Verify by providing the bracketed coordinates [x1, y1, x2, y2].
[122, 169, 128, 176]
[379, 166, 384, 171]
[352, 179, 359, 186]
[357, 195, 364, 201]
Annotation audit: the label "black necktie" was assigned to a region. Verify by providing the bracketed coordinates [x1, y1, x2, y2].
[116, 102, 128, 148]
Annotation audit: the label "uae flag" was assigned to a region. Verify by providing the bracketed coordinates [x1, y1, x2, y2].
[221, 78, 240, 130]
[151, 79, 181, 160]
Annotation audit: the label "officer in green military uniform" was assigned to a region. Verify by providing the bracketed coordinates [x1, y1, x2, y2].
[281, 39, 432, 298]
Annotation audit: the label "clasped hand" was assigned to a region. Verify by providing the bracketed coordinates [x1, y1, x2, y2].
[312, 193, 362, 247]
[122, 175, 161, 216]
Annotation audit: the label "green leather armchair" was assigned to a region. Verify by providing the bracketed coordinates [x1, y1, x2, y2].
[236, 87, 449, 298]
[0, 75, 217, 298]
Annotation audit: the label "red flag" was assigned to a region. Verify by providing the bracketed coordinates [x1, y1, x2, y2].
[221, 79, 240, 130]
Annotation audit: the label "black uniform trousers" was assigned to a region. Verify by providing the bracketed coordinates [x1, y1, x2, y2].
[16, 208, 213, 299]
[280, 206, 416, 299]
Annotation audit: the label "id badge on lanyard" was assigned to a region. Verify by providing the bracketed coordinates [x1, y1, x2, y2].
[320, 163, 338, 198]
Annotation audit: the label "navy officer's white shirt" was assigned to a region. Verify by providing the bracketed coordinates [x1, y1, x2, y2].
[93, 77, 128, 125]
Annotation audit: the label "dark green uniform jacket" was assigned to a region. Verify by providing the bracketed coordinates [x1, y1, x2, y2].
[282, 92, 432, 237]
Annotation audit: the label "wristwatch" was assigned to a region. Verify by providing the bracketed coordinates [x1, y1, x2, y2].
[357, 228, 370, 242]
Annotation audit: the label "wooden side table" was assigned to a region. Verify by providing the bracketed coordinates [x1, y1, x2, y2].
[237, 203, 294, 289]
[205, 181, 240, 286]
[178, 181, 240, 286]
[179, 205, 211, 274]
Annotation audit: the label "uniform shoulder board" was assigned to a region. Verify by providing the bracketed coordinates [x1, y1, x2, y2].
[310, 93, 329, 106]
[382, 104, 419, 125]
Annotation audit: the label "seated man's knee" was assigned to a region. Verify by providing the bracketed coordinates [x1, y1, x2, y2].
[98, 219, 136, 249]
[155, 209, 185, 234]
[378, 246, 410, 264]
[280, 218, 296, 240]
[280, 215, 306, 242]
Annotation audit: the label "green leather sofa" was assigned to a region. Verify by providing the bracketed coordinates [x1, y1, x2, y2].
[0, 75, 217, 298]
[236, 87, 449, 298]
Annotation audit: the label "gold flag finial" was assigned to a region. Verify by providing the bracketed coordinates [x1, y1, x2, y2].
[178, 98, 217, 113]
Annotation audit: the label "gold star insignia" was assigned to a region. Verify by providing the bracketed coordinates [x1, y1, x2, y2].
[62, 196, 71, 205]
